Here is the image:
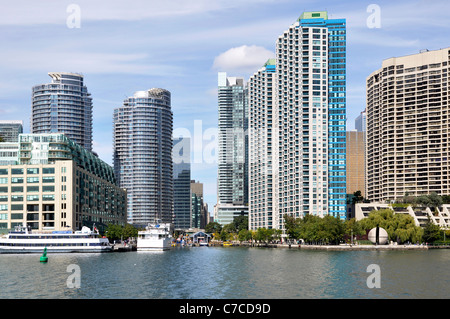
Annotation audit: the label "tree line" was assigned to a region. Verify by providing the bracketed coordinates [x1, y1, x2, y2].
[205, 209, 450, 245]
[285, 209, 449, 244]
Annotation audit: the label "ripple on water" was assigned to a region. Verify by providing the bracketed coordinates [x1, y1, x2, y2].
[1, 248, 450, 299]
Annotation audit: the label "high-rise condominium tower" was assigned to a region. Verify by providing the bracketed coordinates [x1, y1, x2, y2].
[216, 72, 249, 225]
[366, 48, 450, 202]
[276, 11, 347, 226]
[113, 88, 173, 227]
[31, 72, 93, 151]
[248, 59, 279, 230]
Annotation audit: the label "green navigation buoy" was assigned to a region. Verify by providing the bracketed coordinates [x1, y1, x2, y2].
[40, 247, 48, 263]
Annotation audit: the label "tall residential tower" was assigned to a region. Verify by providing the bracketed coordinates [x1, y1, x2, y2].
[248, 59, 278, 230]
[277, 11, 347, 224]
[247, 11, 347, 231]
[216, 72, 249, 225]
[366, 48, 450, 202]
[31, 72, 93, 151]
[113, 88, 173, 227]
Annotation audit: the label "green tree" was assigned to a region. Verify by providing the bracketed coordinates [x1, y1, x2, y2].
[220, 229, 233, 241]
[105, 224, 123, 241]
[359, 209, 423, 244]
[352, 190, 364, 204]
[122, 223, 138, 239]
[238, 229, 253, 242]
[232, 215, 248, 232]
[283, 214, 301, 240]
[422, 218, 442, 243]
[205, 222, 222, 234]
[344, 218, 365, 239]
[427, 193, 443, 212]
[254, 228, 272, 243]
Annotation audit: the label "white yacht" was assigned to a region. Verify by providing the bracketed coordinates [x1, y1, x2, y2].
[0, 225, 112, 254]
[137, 221, 172, 251]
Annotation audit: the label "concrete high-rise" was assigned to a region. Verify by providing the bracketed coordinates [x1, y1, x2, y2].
[113, 88, 173, 227]
[216, 72, 248, 225]
[248, 59, 279, 230]
[276, 11, 347, 225]
[247, 11, 347, 232]
[366, 48, 450, 202]
[31, 72, 93, 151]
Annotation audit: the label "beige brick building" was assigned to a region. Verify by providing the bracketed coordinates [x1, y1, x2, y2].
[346, 130, 365, 197]
[366, 48, 450, 202]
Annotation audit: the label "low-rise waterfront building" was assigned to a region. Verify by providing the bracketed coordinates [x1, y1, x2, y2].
[354, 203, 450, 228]
[0, 133, 127, 233]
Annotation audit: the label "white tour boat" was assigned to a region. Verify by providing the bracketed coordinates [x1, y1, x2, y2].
[137, 221, 172, 251]
[0, 224, 112, 254]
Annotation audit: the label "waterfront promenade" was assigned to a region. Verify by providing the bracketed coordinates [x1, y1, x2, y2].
[208, 241, 432, 251]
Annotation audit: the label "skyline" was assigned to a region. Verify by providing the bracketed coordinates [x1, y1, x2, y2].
[1, 0, 450, 211]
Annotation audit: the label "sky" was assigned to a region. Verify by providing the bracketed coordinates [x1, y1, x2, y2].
[0, 0, 449, 213]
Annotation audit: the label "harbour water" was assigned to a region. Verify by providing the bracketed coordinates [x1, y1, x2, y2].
[1, 246, 450, 299]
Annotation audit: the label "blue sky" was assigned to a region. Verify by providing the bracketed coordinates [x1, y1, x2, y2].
[0, 0, 449, 212]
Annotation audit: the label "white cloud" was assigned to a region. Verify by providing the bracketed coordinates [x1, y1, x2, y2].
[0, 50, 183, 76]
[212, 45, 274, 74]
[0, 0, 283, 25]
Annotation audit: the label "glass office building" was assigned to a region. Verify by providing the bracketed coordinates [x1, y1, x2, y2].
[31, 72, 93, 151]
[216, 72, 249, 225]
[113, 88, 173, 227]
[173, 137, 191, 230]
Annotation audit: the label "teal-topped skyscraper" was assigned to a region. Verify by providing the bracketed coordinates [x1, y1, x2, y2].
[276, 11, 347, 224]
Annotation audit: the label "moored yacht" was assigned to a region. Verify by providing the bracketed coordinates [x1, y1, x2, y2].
[137, 221, 172, 251]
[0, 224, 112, 253]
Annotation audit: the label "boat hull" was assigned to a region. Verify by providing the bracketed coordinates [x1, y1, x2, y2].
[0, 247, 112, 254]
[137, 238, 172, 251]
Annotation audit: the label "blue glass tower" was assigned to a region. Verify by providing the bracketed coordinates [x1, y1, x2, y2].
[298, 12, 347, 219]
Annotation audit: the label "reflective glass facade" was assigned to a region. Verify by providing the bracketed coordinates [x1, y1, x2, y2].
[173, 137, 191, 230]
[216, 73, 249, 225]
[31, 73, 93, 151]
[113, 88, 173, 227]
